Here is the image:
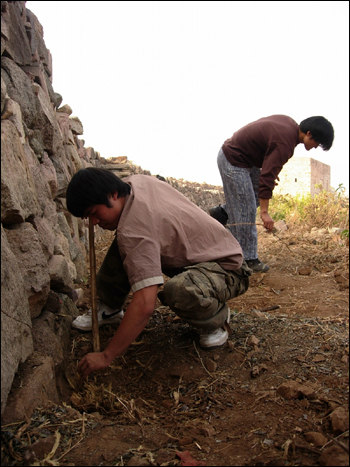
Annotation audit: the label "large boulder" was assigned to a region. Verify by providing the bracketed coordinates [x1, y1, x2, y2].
[57, 212, 86, 281]
[25, 9, 52, 72]
[1, 293, 81, 425]
[1, 225, 33, 414]
[5, 222, 50, 319]
[1, 354, 59, 425]
[1, 119, 40, 223]
[1, 57, 39, 129]
[1, 1, 32, 66]
[30, 215, 56, 260]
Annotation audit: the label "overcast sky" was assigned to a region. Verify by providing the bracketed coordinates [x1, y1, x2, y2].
[27, 1, 349, 192]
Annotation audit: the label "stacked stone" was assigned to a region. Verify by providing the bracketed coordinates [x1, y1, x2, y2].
[0, 1, 224, 422]
[1, 1, 105, 418]
[166, 177, 224, 213]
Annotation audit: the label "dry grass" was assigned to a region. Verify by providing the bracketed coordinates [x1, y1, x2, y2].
[268, 189, 349, 232]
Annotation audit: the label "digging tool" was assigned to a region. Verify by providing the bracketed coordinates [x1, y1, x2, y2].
[89, 218, 100, 352]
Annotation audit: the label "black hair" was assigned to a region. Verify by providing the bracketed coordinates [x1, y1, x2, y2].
[66, 167, 131, 217]
[299, 116, 334, 151]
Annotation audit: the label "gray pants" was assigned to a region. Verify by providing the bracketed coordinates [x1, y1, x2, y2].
[217, 148, 261, 260]
[96, 237, 251, 332]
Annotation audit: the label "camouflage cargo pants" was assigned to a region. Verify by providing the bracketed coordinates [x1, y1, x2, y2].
[159, 261, 251, 331]
[96, 237, 251, 332]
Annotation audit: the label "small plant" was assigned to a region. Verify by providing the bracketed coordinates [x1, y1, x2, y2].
[265, 185, 349, 231]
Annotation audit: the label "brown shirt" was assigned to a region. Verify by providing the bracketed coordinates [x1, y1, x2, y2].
[222, 115, 300, 199]
[117, 175, 243, 292]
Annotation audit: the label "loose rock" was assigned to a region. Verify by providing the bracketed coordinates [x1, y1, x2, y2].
[276, 381, 316, 400]
[304, 431, 328, 447]
[319, 445, 349, 466]
[329, 406, 349, 435]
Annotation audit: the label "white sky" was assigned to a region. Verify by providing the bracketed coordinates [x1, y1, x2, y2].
[27, 1, 349, 192]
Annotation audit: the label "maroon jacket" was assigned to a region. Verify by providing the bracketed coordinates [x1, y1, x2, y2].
[222, 115, 299, 199]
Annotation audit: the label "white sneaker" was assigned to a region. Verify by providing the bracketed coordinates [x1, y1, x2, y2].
[199, 328, 228, 349]
[72, 301, 124, 331]
[199, 308, 231, 349]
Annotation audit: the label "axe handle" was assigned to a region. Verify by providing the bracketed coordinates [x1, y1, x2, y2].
[89, 218, 100, 352]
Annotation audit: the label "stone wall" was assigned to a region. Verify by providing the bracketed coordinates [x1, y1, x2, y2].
[0, 1, 224, 420]
[99, 157, 225, 213]
[274, 156, 331, 197]
[310, 158, 331, 194]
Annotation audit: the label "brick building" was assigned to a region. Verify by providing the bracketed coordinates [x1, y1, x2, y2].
[273, 157, 331, 197]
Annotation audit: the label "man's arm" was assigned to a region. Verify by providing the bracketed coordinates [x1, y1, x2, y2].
[78, 284, 158, 377]
[259, 198, 274, 232]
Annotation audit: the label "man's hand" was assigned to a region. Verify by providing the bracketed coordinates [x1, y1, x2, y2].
[77, 285, 159, 378]
[78, 351, 112, 378]
[260, 211, 274, 232]
[259, 198, 274, 232]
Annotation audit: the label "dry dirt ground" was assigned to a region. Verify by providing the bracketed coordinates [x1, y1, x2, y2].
[2, 226, 349, 466]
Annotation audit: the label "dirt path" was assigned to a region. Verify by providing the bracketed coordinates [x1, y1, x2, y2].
[2, 228, 349, 466]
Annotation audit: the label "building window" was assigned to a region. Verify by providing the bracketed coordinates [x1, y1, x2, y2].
[295, 178, 297, 182]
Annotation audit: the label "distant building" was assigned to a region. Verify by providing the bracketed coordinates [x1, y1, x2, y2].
[274, 157, 331, 197]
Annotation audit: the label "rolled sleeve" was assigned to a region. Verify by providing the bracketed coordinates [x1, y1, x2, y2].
[132, 276, 164, 293]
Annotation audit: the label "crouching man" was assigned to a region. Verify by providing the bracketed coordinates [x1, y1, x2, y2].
[66, 168, 252, 377]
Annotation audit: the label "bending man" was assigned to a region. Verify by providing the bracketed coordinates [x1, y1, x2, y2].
[210, 115, 334, 272]
[66, 169, 252, 377]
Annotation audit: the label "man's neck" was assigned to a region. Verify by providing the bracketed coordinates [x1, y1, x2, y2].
[297, 127, 305, 144]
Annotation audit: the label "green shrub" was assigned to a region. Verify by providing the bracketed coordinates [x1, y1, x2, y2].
[265, 185, 349, 230]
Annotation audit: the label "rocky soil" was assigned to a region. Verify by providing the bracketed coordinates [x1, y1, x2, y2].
[1, 226, 349, 466]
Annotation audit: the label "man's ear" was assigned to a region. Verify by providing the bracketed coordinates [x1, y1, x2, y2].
[112, 192, 118, 200]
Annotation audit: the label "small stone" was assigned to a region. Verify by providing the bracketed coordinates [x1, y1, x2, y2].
[274, 220, 288, 231]
[127, 456, 151, 466]
[329, 406, 349, 435]
[205, 358, 217, 372]
[57, 104, 73, 115]
[56, 104, 73, 115]
[251, 364, 268, 378]
[90, 412, 104, 421]
[155, 449, 173, 466]
[198, 426, 215, 437]
[304, 431, 328, 447]
[252, 310, 265, 318]
[299, 399, 310, 409]
[178, 437, 193, 446]
[299, 266, 312, 275]
[24, 435, 56, 460]
[248, 335, 260, 347]
[162, 399, 173, 408]
[312, 355, 326, 362]
[319, 445, 349, 466]
[276, 381, 316, 400]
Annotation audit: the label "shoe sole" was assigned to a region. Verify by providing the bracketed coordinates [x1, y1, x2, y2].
[199, 330, 228, 349]
[72, 316, 124, 332]
[247, 263, 270, 273]
[250, 266, 270, 273]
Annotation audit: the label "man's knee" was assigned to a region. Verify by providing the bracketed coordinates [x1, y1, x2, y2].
[228, 262, 251, 297]
[159, 273, 205, 308]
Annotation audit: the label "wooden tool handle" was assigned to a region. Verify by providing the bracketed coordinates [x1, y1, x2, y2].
[89, 218, 100, 352]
